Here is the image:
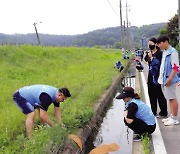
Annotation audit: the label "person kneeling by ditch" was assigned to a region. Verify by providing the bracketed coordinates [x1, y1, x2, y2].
[13, 84, 71, 138]
[114, 61, 124, 72]
[134, 58, 144, 72]
[116, 86, 156, 141]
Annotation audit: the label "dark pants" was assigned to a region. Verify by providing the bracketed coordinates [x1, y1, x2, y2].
[119, 66, 124, 72]
[147, 82, 167, 116]
[124, 118, 156, 135]
[136, 65, 143, 72]
[13, 91, 34, 114]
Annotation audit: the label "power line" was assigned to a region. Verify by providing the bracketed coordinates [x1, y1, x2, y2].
[106, 0, 119, 16]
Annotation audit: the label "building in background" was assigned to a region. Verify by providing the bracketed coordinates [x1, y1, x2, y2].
[141, 37, 148, 49]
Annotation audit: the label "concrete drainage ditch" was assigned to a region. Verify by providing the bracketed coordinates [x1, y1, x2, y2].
[61, 61, 136, 154]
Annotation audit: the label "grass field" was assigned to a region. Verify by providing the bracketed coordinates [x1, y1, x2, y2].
[0, 45, 127, 153]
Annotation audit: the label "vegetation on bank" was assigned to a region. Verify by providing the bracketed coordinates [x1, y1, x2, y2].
[0, 45, 128, 153]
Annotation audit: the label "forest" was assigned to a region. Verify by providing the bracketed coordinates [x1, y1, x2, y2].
[0, 22, 166, 48]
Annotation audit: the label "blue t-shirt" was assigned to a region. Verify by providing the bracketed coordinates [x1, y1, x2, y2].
[19, 84, 58, 108]
[126, 98, 155, 125]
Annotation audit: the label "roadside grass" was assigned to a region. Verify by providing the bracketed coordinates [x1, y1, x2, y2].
[141, 133, 150, 154]
[0, 45, 127, 153]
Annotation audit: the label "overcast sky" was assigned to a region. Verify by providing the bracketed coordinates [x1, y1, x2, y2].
[0, 0, 178, 35]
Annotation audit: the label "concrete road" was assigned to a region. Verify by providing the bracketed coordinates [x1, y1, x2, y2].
[142, 62, 180, 154]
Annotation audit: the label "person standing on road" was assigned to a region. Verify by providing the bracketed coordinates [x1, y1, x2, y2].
[144, 37, 168, 117]
[116, 86, 156, 141]
[157, 35, 180, 126]
[13, 84, 71, 138]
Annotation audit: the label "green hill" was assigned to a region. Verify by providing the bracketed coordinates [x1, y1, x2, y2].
[0, 23, 166, 47]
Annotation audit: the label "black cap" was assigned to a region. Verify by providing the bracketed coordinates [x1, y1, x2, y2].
[116, 87, 135, 99]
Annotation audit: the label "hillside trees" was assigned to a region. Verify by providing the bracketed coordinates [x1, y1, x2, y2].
[167, 14, 178, 47]
[159, 14, 179, 47]
[0, 23, 166, 47]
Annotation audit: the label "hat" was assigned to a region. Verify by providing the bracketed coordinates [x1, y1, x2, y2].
[116, 87, 135, 99]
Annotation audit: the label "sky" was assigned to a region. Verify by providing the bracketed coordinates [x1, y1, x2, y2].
[0, 0, 178, 35]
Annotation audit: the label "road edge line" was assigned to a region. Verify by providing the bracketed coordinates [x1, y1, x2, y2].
[140, 72, 167, 154]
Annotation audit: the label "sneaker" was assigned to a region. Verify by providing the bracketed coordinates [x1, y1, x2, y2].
[164, 117, 179, 126]
[162, 117, 171, 123]
[133, 135, 141, 142]
[133, 133, 139, 137]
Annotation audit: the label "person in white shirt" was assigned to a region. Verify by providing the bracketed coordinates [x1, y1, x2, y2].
[157, 35, 180, 126]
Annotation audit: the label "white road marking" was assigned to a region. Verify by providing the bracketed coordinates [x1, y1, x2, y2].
[140, 72, 167, 154]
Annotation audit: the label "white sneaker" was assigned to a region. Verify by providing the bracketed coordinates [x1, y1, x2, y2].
[164, 117, 179, 126]
[162, 117, 171, 123]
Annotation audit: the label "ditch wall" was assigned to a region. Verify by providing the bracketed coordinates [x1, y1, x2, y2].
[61, 59, 133, 154]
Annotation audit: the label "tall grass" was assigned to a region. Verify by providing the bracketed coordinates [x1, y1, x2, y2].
[0, 45, 127, 153]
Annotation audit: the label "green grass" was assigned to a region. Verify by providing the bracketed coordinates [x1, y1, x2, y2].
[141, 133, 150, 154]
[0, 45, 128, 153]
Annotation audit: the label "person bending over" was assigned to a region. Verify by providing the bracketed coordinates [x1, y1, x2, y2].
[13, 84, 71, 138]
[114, 61, 124, 72]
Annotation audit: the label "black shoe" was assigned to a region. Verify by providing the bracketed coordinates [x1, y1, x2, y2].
[156, 115, 167, 119]
[133, 132, 139, 136]
[133, 135, 141, 142]
[159, 112, 168, 117]
[157, 113, 168, 118]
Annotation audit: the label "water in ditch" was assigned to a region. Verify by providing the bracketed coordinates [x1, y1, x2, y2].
[84, 67, 136, 154]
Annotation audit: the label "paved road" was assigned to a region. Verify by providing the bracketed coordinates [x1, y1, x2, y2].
[142, 62, 180, 154]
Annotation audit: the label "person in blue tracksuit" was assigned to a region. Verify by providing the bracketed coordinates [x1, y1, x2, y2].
[13, 84, 71, 138]
[116, 86, 156, 141]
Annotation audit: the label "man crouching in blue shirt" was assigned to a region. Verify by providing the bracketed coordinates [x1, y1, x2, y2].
[13, 84, 71, 138]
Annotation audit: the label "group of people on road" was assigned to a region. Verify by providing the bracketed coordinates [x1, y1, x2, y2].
[116, 35, 180, 141]
[145, 35, 180, 126]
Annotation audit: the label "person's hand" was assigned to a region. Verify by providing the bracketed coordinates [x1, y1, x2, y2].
[148, 52, 153, 60]
[124, 110, 128, 117]
[59, 122, 66, 128]
[178, 82, 180, 86]
[46, 124, 51, 128]
[165, 78, 172, 86]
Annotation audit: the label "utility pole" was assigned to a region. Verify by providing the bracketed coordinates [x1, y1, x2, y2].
[126, 1, 129, 29]
[33, 22, 42, 46]
[123, 20, 126, 50]
[178, 0, 180, 47]
[120, 0, 123, 49]
[125, 0, 129, 50]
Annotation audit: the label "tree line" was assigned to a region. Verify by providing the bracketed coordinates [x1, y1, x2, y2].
[0, 22, 169, 48]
